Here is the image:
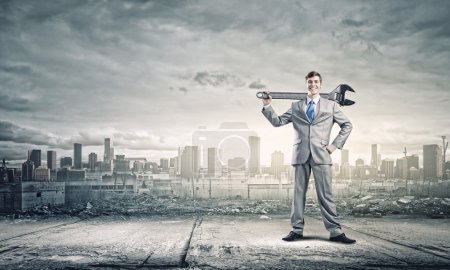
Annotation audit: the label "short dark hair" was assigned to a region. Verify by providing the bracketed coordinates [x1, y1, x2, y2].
[305, 71, 322, 82]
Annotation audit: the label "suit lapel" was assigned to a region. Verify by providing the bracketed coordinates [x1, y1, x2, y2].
[297, 99, 309, 122]
[313, 98, 328, 123]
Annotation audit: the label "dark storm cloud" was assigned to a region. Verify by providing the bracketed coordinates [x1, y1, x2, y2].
[0, 93, 34, 112]
[0, 64, 33, 75]
[0, 142, 28, 161]
[193, 71, 245, 87]
[0, 120, 55, 145]
[341, 19, 368, 28]
[179, 87, 188, 94]
[248, 80, 266, 89]
[0, 120, 178, 154]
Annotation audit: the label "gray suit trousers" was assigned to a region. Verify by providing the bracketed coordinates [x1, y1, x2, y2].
[291, 155, 343, 237]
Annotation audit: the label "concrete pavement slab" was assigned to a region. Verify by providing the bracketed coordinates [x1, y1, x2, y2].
[0, 214, 449, 269]
[0, 215, 196, 269]
[186, 215, 450, 269]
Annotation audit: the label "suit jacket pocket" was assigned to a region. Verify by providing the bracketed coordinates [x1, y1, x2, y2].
[293, 138, 302, 145]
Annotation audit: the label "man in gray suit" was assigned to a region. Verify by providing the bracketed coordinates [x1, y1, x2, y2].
[261, 71, 356, 244]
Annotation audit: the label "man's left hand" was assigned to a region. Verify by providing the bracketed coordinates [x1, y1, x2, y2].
[326, 145, 336, 154]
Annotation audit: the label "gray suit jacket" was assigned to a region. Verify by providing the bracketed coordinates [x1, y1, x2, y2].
[262, 98, 352, 165]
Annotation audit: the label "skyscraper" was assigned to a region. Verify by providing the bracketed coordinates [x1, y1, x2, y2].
[30, 149, 41, 168]
[88, 152, 97, 171]
[423, 144, 442, 179]
[47, 150, 57, 170]
[341, 149, 349, 166]
[74, 143, 82, 169]
[181, 146, 199, 178]
[381, 159, 395, 179]
[160, 158, 169, 172]
[104, 138, 110, 163]
[395, 158, 405, 178]
[207, 147, 219, 176]
[355, 159, 365, 178]
[271, 151, 284, 179]
[22, 151, 35, 181]
[249, 136, 260, 175]
[371, 144, 380, 169]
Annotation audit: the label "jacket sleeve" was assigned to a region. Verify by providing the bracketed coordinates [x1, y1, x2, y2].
[331, 102, 352, 149]
[261, 104, 292, 127]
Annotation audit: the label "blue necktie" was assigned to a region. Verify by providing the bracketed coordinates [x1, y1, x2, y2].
[306, 100, 315, 122]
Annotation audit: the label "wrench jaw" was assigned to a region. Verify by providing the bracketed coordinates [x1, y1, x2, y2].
[334, 84, 355, 107]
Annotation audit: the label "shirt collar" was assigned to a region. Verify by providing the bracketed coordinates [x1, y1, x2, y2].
[306, 95, 320, 105]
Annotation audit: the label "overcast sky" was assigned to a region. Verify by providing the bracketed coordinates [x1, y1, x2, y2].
[1, 0, 449, 166]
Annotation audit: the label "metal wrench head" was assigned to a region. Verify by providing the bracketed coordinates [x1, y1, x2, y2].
[335, 84, 355, 106]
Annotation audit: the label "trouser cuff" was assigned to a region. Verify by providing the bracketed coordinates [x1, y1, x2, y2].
[329, 229, 343, 238]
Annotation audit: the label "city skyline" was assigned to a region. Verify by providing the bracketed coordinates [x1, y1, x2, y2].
[1, 1, 450, 166]
[9, 135, 449, 171]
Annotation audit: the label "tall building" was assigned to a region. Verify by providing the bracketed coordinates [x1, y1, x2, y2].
[172, 156, 180, 175]
[60, 157, 72, 168]
[47, 150, 57, 170]
[88, 152, 97, 171]
[371, 144, 380, 169]
[404, 155, 419, 179]
[181, 146, 199, 178]
[249, 136, 260, 175]
[22, 151, 35, 181]
[74, 143, 82, 169]
[160, 158, 169, 172]
[207, 147, 220, 176]
[395, 158, 405, 178]
[341, 149, 349, 166]
[104, 138, 111, 163]
[381, 159, 395, 179]
[30, 149, 41, 168]
[423, 144, 443, 179]
[354, 159, 365, 178]
[271, 151, 284, 179]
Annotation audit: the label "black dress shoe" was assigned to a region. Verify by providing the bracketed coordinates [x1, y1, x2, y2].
[282, 231, 303, 241]
[330, 233, 356, 244]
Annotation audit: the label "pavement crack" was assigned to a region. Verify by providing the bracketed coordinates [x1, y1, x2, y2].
[138, 251, 154, 268]
[178, 215, 202, 268]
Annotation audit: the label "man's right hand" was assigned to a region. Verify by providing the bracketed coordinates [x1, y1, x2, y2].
[262, 90, 272, 106]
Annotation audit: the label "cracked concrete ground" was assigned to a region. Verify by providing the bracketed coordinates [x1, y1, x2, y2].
[0, 214, 449, 269]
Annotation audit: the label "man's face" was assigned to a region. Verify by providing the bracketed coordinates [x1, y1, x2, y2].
[306, 75, 322, 96]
